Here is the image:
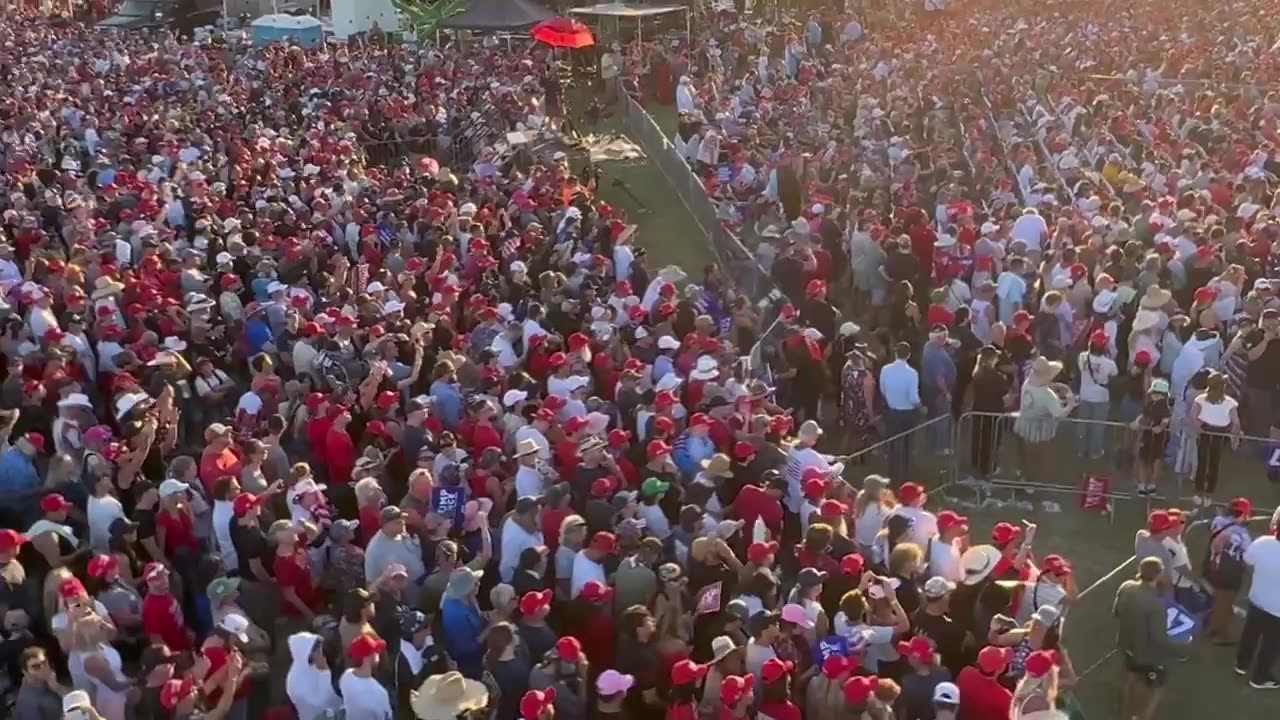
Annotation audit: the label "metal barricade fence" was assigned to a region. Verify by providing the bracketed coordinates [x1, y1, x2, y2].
[950, 410, 1278, 502]
[612, 81, 780, 307]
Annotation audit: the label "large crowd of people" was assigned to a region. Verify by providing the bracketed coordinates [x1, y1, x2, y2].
[2, 2, 1280, 720]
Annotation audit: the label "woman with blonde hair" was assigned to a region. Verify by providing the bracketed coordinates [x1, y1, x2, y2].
[554, 515, 588, 601]
[855, 476, 896, 556]
[1189, 371, 1241, 507]
[1012, 650, 1065, 717]
[67, 614, 130, 720]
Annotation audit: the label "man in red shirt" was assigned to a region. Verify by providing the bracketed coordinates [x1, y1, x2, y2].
[198, 424, 242, 493]
[325, 407, 357, 486]
[956, 646, 1013, 720]
[732, 470, 786, 538]
[304, 393, 332, 452]
[140, 563, 192, 652]
[272, 520, 323, 621]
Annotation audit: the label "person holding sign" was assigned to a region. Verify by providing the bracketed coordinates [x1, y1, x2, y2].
[1113, 557, 1188, 720]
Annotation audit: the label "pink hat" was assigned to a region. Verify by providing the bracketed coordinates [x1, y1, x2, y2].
[595, 670, 635, 696]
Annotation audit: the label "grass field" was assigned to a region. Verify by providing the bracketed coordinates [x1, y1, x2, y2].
[836, 414, 1280, 718]
[563, 87, 715, 274]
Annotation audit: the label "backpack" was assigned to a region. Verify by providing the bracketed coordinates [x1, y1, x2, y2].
[312, 350, 349, 391]
[1204, 525, 1247, 591]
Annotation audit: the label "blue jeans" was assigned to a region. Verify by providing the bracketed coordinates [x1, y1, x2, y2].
[1076, 400, 1110, 457]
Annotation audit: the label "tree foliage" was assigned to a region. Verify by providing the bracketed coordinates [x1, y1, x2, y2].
[392, 0, 469, 37]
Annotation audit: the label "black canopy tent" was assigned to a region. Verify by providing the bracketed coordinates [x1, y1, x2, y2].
[439, 0, 555, 31]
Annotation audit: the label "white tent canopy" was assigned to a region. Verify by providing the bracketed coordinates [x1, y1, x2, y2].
[568, 3, 687, 17]
[567, 3, 689, 44]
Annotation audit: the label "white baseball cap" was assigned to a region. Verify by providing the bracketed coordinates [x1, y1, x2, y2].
[217, 613, 250, 643]
[933, 682, 960, 705]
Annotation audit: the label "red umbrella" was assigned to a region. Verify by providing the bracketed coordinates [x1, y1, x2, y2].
[530, 17, 596, 49]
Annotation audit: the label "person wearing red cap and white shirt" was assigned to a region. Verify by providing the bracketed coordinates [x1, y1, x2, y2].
[341, 634, 392, 720]
[928, 510, 969, 584]
[956, 645, 1014, 720]
[571, 532, 617, 598]
[888, 482, 939, 548]
[1077, 329, 1119, 459]
[1014, 553, 1077, 625]
[50, 576, 114, 648]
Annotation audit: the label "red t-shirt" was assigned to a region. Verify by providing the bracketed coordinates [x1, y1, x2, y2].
[541, 506, 571, 554]
[274, 550, 322, 617]
[956, 667, 1012, 720]
[201, 644, 251, 702]
[667, 702, 698, 720]
[141, 591, 191, 651]
[469, 422, 502, 456]
[756, 700, 800, 720]
[554, 439, 580, 474]
[358, 506, 381, 546]
[325, 426, 357, 485]
[199, 447, 243, 493]
[156, 508, 200, 557]
[733, 485, 783, 536]
[306, 416, 333, 453]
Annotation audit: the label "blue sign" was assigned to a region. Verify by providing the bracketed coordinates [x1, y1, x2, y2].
[1165, 602, 1197, 642]
[813, 635, 848, 666]
[431, 486, 465, 525]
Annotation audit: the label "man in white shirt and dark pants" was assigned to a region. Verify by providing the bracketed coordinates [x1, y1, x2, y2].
[1236, 509, 1280, 688]
[879, 342, 922, 481]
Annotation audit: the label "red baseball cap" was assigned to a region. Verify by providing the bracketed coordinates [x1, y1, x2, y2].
[59, 576, 87, 599]
[646, 439, 672, 459]
[519, 590, 553, 616]
[88, 554, 116, 578]
[232, 492, 264, 516]
[652, 416, 675, 435]
[1230, 497, 1254, 517]
[1042, 554, 1072, 576]
[803, 477, 828, 499]
[733, 441, 756, 460]
[806, 279, 827, 297]
[547, 352, 568, 368]
[843, 675, 878, 704]
[1147, 510, 1174, 533]
[897, 482, 924, 504]
[376, 390, 398, 409]
[761, 657, 794, 684]
[40, 493, 72, 513]
[520, 689, 556, 720]
[1024, 649, 1059, 678]
[688, 413, 712, 429]
[937, 510, 969, 532]
[977, 645, 1013, 675]
[840, 553, 866, 576]
[822, 654, 852, 679]
[608, 429, 632, 447]
[720, 674, 754, 706]
[819, 499, 848, 516]
[23, 432, 45, 454]
[590, 477, 615, 498]
[579, 580, 613, 603]
[748, 541, 779, 564]
[991, 521, 1022, 545]
[671, 659, 709, 685]
[896, 636, 935, 662]
[653, 390, 677, 408]
[567, 332, 591, 351]
[347, 634, 387, 663]
[563, 415, 589, 434]
[542, 395, 566, 412]
[556, 636, 583, 662]
[0, 529, 27, 552]
[589, 532, 619, 554]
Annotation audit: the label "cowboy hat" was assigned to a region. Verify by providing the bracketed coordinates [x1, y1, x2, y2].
[1138, 285, 1172, 310]
[960, 545, 1002, 586]
[1131, 309, 1162, 334]
[1027, 356, 1063, 386]
[91, 276, 125, 299]
[410, 672, 489, 720]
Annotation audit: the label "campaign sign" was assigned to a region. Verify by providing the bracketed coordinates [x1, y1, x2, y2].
[696, 582, 722, 615]
[1165, 602, 1197, 643]
[431, 486, 465, 524]
[813, 635, 848, 666]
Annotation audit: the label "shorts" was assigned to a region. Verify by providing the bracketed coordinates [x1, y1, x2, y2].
[1123, 653, 1166, 688]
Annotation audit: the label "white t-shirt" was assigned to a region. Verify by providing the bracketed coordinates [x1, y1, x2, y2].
[86, 495, 124, 551]
[926, 537, 963, 584]
[745, 638, 778, 682]
[888, 506, 939, 547]
[339, 669, 392, 720]
[1194, 395, 1238, 427]
[1010, 213, 1048, 251]
[638, 503, 672, 540]
[1163, 537, 1195, 589]
[212, 500, 238, 571]
[1016, 577, 1068, 624]
[514, 466, 544, 499]
[570, 551, 607, 598]
[833, 614, 896, 671]
[855, 503, 887, 547]
[498, 518, 545, 583]
[1077, 353, 1118, 403]
[1245, 535, 1280, 616]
